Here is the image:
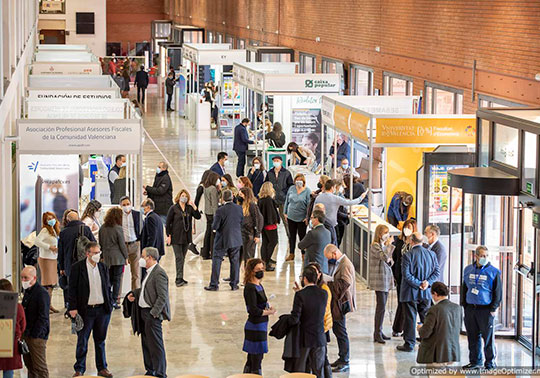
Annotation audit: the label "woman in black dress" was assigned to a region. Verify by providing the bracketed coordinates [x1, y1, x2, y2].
[242, 258, 276, 374]
[165, 189, 201, 287]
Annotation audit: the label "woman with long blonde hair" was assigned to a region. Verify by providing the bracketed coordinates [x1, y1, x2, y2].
[257, 182, 280, 271]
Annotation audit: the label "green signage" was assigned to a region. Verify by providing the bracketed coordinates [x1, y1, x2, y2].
[526, 181, 533, 195]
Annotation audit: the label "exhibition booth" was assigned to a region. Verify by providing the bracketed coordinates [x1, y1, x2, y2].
[26, 74, 121, 101]
[321, 94, 476, 281]
[33, 50, 97, 63]
[182, 43, 247, 130]
[232, 62, 340, 178]
[28, 61, 102, 75]
[36, 44, 90, 51]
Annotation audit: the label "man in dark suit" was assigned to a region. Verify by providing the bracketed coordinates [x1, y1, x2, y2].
[134, 65, 149, 104]
[424, 224, 448, 283]
[120, 196, 143, 290]
[233, 118, 254, 177]
[144, 161, 173, 224]
[141, 198, 165, 258]
[204, 189, 243, 291]
[210, 151, 228, 177]
[68, 242, 113, 377]
[58, 210, 96, 307]
[397, 232, 440, 352]
[127, 247, 170, 378]
[298, 209, 331, 274]
[290, 265, 328, 376]
[417, 282, 462, 365]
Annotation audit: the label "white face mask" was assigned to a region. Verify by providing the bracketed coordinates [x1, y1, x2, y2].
[91, 252, 101, 263]
[139, 257, 147, 268]
[180, 196, 188, 203]
[403, 228, 413, 237]
[21, 280, 31, 290]
[295, 181, 304, 188]
[122, 205, 132, 214]
[254, 163, 261, 170]
[381, 233, 390, 242]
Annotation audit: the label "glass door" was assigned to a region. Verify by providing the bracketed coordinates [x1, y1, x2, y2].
[518, 207, 535, 346]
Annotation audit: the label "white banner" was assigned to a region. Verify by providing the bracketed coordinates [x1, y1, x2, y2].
[27, 100, 127, 119]
[18, 120, 142, 154]
[321, 98, 335, 125]
[30, 62, 101, 75]
[264, 74, 340, 93]
[27, 89, 119, 101]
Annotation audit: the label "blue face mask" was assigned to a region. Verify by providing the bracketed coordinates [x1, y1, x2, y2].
[478, 257, 488, 266]
[156, 167, 161, 174]
[309, 220, 314, 228]
[47, 219, 56, 227]
[342, 164, 349, 170]
[328, 257, 337, 265]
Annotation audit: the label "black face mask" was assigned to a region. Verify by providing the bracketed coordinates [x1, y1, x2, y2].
[317, 182, 323, 189]
[237, 197, 244, 205]
[301, 279, 306, 288]
[255, 271, 264, 279]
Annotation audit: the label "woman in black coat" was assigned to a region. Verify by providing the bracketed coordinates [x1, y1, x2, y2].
[166, 189, 201, 287]
[257, 182, 280, 271]
[239, 187, 264, 264]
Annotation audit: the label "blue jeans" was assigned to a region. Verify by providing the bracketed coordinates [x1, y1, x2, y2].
[74, 305, 111, 373]
[209, 247, 240, 288]
[3, 370, 14, 378]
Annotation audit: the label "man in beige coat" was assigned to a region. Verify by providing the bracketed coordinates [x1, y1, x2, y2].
[324, 244, 356, 373]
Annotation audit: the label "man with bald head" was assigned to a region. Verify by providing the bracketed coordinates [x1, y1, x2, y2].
[21, 266, 50, 377]
[397, 232, 440, 353]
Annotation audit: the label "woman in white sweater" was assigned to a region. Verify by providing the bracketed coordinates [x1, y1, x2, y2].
[34, 211, 60, 313]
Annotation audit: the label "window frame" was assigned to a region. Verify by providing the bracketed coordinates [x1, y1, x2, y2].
[349, 63, 374, 96]
[424, 81, 464, 114]
[383, 71, 413, 96]
[299, 52, 316, 73]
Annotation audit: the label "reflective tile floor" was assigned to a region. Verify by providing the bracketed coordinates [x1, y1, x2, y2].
[37, 87, 532, 378]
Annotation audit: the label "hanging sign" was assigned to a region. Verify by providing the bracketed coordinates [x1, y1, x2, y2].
[333, 105, 350, 134]
[349, 112, 370, 143]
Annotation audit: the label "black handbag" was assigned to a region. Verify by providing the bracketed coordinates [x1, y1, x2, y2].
[18, 339, 29, 355]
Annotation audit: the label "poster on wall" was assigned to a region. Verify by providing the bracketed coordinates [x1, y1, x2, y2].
[291, 96, 322, 165]
[19, 155, 79, 239]
[429, 164, 468, 223]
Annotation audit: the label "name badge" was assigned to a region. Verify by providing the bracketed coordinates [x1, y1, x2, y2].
[471, 288, 479, 295]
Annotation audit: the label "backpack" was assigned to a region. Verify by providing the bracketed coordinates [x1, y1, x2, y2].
[73, 224, 90, 263]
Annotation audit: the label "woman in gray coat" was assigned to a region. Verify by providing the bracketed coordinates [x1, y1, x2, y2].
[368, 224, 395, 344]
[99, 206, 128, 309]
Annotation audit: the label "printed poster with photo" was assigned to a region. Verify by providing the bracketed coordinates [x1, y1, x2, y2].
[290, 96, 322, 165]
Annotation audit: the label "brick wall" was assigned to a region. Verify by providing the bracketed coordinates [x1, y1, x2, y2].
[107, 0, 164, 54]
[169, 0, 540, 110]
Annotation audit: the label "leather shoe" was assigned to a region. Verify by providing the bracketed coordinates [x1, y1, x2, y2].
[73, 373, 83, 377]
[330, 359, 346, 368]
[332, 364, 350, 373]
[112, 303, 121, 310]
[176, 281, 186, 287]
[462, 363, 482, 369]
[231, 286, 240, 291]
[265, 265, 275, 272]
[373, 338, 386, 344]
[381, 333, 391, 340]
[98, 369, 113, 377]
[396, 344, 414, 352]
[204, 286, 218, 291]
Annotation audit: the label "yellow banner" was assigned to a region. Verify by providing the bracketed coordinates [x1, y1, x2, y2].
[350, 112, 370, 143]
[333, 105, 350, 134]
[0, 319, 13, 358]
[375, 117, 476, 144]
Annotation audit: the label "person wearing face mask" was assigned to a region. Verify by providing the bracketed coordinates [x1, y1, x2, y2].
[143, 161, 173, 224]
[127, 247, 171, 378]
[81, 200, 102, 242]
[165, 190, 201, 287]
[247, 157, 267, 198]
[284, 174, 312, 262]
[21, 266, 50, 378]
[335, 158, 360, 181]
[210, 152, 228, 177]
[202, 171, 221, 260]
[241, 258, 276, 374]
[221, 174, 239, 202]
[417, 282, 462, 366]
[68, 242, 114, 377]
[120, 196, 143, 290]
[298, 210, 331, 274]
[265, 156, 294, 238]
[237, 176, 253, 191]
[112, 165, 129, 204]
[323, 244, 356, 373]
[387, 191, 413, 228]
[108, 155, 126, 203]
[391, 218, 417, 337]
[460, 246, 502, 370]
[233, 118, 255, 177]
[34, 212, 61, 313]
[368, 225, 395, 344]
[424, 224, 447, 283]
[329, 134, 351, 168]
[306, 175, 330, 221]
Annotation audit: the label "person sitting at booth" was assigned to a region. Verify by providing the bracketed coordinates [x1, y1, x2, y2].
[210, 152, 228, 177]
[265, 122, 286, 148]
[233, 118, 255, 177]
[329, 134, 351, 168]
[335, 158, 360, 181]
[287, 142, 315, 167]
[387, 191, 413, 228]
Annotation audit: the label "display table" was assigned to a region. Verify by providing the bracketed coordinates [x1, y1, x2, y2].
[186, 93, 211, 131]
[288, 165, 319, 191]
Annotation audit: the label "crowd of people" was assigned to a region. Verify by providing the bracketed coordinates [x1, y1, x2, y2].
[1, 141, 504, 377]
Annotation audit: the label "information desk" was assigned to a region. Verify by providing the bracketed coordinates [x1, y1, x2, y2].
[343, 205, 400, 281]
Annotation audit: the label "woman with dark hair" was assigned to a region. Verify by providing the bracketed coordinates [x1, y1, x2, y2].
[81, 199, 102, 241]
[99, 207, 128, 309]
[221, 173, 239, 201]
[242, 258, 276, 375]
[239, 188, 263, 263]
[189, 170, 212, 255]
[34, 211, 61, 313]
[166, 189, 201, 287]
[247, 156, 267, 198]
[287, 141, 315, 167]
[265, 122, 286, 148]
[0, 279, 26, 378]
[202, 171, 221, 259]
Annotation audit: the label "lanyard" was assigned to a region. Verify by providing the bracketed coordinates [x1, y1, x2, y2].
[474, 265, 487, 287]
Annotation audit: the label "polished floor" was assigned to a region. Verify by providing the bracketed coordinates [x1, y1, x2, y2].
[37, 87, 532, 378]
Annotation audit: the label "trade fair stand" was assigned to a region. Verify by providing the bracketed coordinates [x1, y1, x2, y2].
[28, 61, 102, 75]
[232, 62, 340, 180]
[182, 43, 246, 130]
[33, 50, 97, 63]
[321, 94, 476, 282]
[36, 44, 90, 51]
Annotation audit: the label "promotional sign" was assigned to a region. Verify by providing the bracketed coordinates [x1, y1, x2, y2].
[333, 105, 350, 134]
[31, 62, 101, 75]
[27, 89, 118, 101]
[19, 154, 79, 239]
[375, 117, 476, 145]
[18, 120, 142, 154]
[429, 164, 468, 223]
[27, 100, 126, 119]
[349, 112, 370, 143]
[291, 96, 322, 164]
[264, 74, 340, 94]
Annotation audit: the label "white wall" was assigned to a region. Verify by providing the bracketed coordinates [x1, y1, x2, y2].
[38, 0, 106, 56]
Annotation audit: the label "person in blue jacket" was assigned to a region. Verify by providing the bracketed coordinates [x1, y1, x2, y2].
[329, 134, 351, 168]
[461, 246, 502, 370]
[396, 232, 440, 352]
[233, 118, 254, 177]
[387, 191, 413, 227]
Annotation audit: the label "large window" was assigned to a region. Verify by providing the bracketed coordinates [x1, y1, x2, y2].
[349, 64, 373, 95]
[493, 123, 519, 168]
[299, 52, 315, 73]
[479, 95, 525, 109]
[322, 58, 345, 93]
[425, 82, 463, 114]
[383, 72, 413, 96]
[237, 38, 246, 49]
